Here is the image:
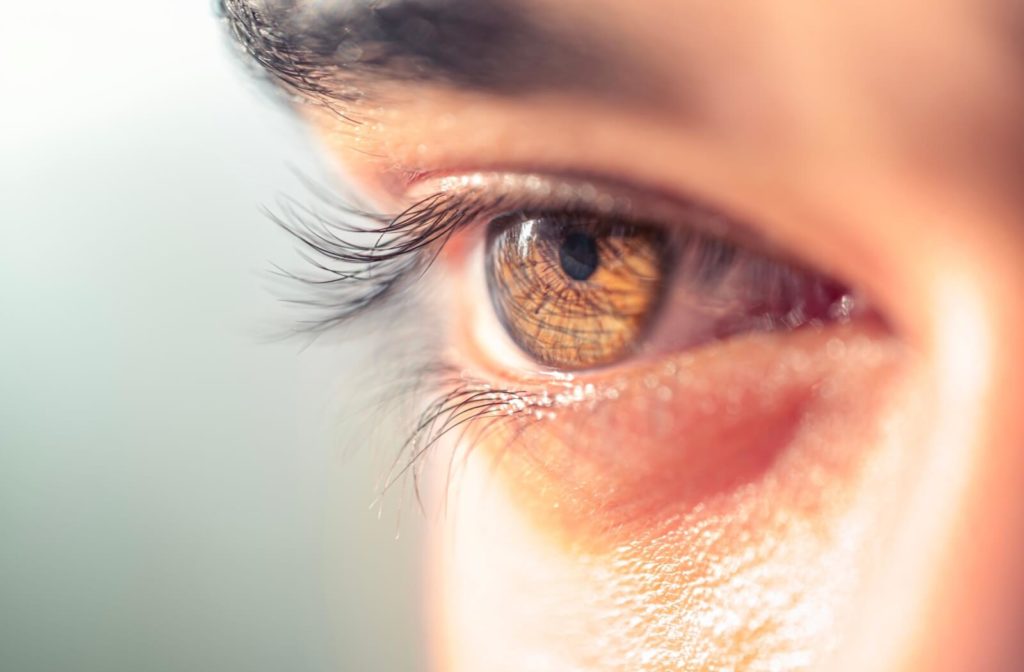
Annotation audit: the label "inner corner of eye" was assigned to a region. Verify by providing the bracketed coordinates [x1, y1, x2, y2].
[477, 208, 861, 372]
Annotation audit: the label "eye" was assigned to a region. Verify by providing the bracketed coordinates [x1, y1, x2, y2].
[486, 212, 669, 369]
[484, 206, 856, 371]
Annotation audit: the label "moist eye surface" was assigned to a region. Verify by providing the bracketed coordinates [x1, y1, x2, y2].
[485, 211, 670, 369]
[484, 206, 858, 372]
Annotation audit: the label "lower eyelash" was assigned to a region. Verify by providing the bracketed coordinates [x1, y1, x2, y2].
[378, 356, 624, 511]
[352, 335, 598, 510]
[386, 374, 521, 499]
[363, 359, 557, 511]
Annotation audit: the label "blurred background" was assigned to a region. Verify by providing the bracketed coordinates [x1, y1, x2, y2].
[0, 2, 425, 670]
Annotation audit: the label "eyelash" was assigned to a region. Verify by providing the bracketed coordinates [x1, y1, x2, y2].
[268, 180, 473, 332]
[268, 173, 836, 499]
[270, 175, 598, 497]
[269, 172, 754, 326]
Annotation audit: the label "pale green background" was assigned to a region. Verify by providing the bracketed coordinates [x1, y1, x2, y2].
[0, 2, 424, 670]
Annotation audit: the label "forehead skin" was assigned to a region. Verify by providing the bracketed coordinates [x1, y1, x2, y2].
[249, 0, 1024, 670]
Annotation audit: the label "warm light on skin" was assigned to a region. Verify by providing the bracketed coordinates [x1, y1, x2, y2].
[881, 201, 1024, 672]
[228, 0, 1024, 668]
[425, 322, 917, 670]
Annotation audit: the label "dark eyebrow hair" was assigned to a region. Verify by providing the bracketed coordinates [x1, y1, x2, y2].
[218, 0, 668, 111]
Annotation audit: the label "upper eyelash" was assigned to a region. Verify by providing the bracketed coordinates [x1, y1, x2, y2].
[268, 177, 756, 351]
[268, 176, 494, 332]
[268, 172, 648, 332]
[268, 171, 716, 333]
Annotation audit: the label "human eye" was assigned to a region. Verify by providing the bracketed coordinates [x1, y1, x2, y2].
[273, 167, 896, 535]
[469, 176, 856, 372]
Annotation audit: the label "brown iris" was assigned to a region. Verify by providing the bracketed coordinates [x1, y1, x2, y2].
[486, 212, 669, 369]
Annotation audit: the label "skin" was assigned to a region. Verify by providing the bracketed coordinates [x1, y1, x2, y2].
[234, 0, 1024, 669]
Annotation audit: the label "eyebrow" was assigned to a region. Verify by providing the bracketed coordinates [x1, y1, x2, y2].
[219, 0, 669, 109]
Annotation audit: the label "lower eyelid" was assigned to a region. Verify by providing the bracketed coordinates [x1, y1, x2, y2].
[436, 319, 907, 555]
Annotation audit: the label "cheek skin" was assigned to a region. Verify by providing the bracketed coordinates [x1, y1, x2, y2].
[427, 324, 922, 671]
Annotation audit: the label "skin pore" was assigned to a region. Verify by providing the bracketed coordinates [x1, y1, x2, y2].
[224, 0, 1024, 669]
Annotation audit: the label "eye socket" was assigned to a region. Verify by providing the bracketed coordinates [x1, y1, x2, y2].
[485, 207, 857, 371]
[486, 212, 670, 369]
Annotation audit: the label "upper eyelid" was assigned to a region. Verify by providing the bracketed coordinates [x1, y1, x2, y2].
[415, 172, 723, 228]
[415, 172, 775, 255]
[271, 170, 772, 332]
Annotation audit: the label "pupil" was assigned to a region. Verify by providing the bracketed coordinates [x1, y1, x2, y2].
[559, 231, 600, 281]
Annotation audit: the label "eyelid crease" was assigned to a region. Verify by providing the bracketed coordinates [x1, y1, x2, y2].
[425, 172, 735, 230]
